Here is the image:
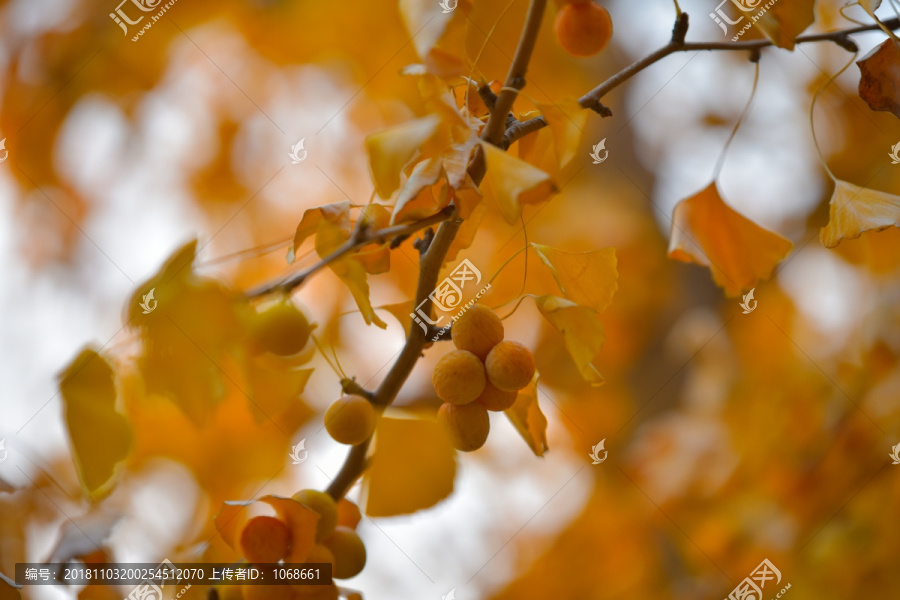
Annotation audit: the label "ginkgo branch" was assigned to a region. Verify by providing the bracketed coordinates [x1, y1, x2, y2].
[247, 205, 456, 297]
[503, 14, 900, 148]
[325, 0, 550, 501]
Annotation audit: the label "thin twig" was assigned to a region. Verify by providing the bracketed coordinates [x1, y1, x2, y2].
[503, 14, 900, 148]
[247, 205, 456, 297]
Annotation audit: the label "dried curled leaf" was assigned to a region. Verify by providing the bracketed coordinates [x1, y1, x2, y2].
[668, 182, 793, 297]
[59, 349, 132, 497]
[532, 245, 618, 313]
[858, 39, 900, 119]
[480, 142, 556, 223]
[365, 414, 456, 517]
[820, 180, 900, 248]
[535, 295, 606, 385]
[504, 376, 549, 457]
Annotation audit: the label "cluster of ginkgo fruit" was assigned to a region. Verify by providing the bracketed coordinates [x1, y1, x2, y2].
[554, 0, 613, 57]
[432, 305, 535, 451]
[229, 491, 365, 600]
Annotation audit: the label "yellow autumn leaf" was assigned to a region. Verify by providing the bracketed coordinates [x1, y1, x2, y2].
[378, 300, 415, 338]
[293, 201, 352, 255]
[668, 182, 793, 297]
[504, 375, 549, 457]
[399, 0, 472, 77]
[537, 100, 588, 168]
[445, 200, 488, 265]
[245, 360, 314, 424]
[535, 295, 606, 386]
[392, 157, 444, 225]
[127, 240, 244, 425]
[367, 115, 444, 199]
[480, 142, 556, 223]
[355, 204, 392, 275]
[820, 180, 900, 248]
[59, 348, 132, 497]
[757, 0, 815, 50]
[364, 414, 456, 517]
[532, 244, 618, 313]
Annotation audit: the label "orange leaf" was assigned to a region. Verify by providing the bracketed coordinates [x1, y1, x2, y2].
[820, 180, 900, 248]
[858, 39, 900, 119]
[364, 414, 456, 517]
[293, 201, 352, 255]
[399, 0, 473, 77]
[537, 100, 588, 168]
[504, 376, 549, 457]
[259, 495, 320, 563]
[532, 245, 618, 313]
[668, 182, 792, 296]
[367, 116, 444, 199]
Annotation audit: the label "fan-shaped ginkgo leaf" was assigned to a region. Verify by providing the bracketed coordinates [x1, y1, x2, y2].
[365, 415, 456, 517]
[367, 115, 444, 199]
[399, 0, 472, 77]
[504, 376, 549, 457]
[533, 245, 618, 313]
[292, 201, 352, 256]
[59, 348, 132, 497]
[480, 142, 556, 223]
[757, 0, 815, 50]
[820, 180, 900, 248]
[857, 39, 900, 119]
[537, 100, 588, 168]
[668, 182, 793, 296]
[535, 295, 606, 385]
[392, 157, 444, 225]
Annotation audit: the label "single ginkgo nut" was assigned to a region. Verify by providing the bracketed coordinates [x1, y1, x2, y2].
[250, 298, 311, 356]
[476, 381, 518, 411]
[438, 402, 490, 452]
[432, 349, 486, 405]
[336, 498, 362, 530]
[452, 304, 504, 359]
[324, 526, 367, 579]
[306, 543, 337, 569]
[554, 2, 613, 57]
[325, 395, 376, 445]
[240, 516, 292, 564]
[292, 489, 338, 542]
[485, 341, 535, 392]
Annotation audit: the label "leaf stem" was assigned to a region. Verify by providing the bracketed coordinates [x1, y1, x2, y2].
[712, 60, 760, 181]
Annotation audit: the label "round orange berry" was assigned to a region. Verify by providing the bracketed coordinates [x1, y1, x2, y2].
[438, 402, 490, 452]
[554, 2, 613, 57]
[452, 304, 504, 359]
[432, 349, 486, 405]
[324, 527, 366, 579]
[476, 381, 518, 411]
[325, 395, 376, 445]
[485, 341, 535, 392]
[240, 515, 292, 564]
